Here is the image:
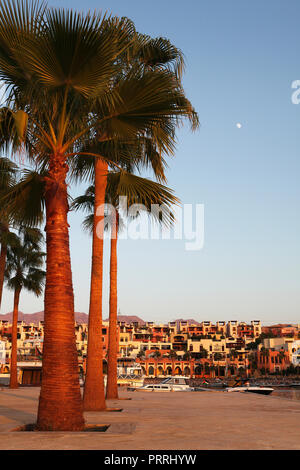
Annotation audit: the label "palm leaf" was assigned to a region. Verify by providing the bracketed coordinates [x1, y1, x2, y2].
[0, 169, 46, 227]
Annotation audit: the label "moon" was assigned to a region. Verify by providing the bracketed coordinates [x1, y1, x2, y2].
[236, 123, 242, 129]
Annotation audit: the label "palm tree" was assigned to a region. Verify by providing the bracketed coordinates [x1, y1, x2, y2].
[168, 350, 178, 359]
[0, 2, 144, 429]
[278, 349, 286, 369]
[0, 157, 19, 309]
[247, 352, 257, 374]
[72, 171, 178, 400]
[182, 351, 191, 361]
[0, 159, 47, 315]
[0, 1, 198, 427]
[152, 350, 161, 359]
[69, 38, 197, 411]
[5, 227, 45, 388]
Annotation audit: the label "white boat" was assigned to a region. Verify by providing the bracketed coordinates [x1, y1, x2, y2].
[131, 376, 194, 392]
[290, 382, 300, 389]
[101, 362, 145, 389]
[225, 386, 273, 395]
[225, 380, 273, 395]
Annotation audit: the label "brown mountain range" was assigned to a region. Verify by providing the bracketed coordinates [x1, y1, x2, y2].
[0, 311, 200, 326]
[0, 311, 146, 325]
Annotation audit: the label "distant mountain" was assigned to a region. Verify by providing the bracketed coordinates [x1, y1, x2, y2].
[0, 311, 201, 326]
[105, 315, 145, 325]
[0, 311, 145, 325]
[0, 311, 89, 324]
[173, 318, 201, 326]
[74, 312, 89, 324]
[0, 311, 45, 323]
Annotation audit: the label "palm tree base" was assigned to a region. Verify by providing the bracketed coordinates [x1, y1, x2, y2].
[83, 405, 107, 412]
[13, 423, 109, 433]
[110, 397, 132, 401]
[106, 393, 119, 400]
[104, 407, 123, 412]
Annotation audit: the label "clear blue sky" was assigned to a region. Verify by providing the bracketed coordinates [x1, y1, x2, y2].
[1, 0, 300, 325]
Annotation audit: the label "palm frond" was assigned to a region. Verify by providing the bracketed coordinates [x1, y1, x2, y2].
[0, 168, 46, 227]
[5, 222, 45, 295]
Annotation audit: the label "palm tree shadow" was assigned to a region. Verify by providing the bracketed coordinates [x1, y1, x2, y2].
[0, 404, 36, 424]
[0, 390, 38, 402]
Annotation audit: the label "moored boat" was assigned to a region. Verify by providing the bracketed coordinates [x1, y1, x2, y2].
[130, 376, 194, 392]
[225, 386, 274, 395]
[290, 382, 300, 388]
[224, 379, 273, 395]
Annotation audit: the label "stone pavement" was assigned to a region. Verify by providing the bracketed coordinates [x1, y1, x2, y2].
[0, 386, 299, 450]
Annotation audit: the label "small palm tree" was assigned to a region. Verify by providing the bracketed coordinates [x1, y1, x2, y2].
[183, 351, 191, 361]
[278, 349, 286, 365]
[0, 157, 19, 309]
[168, 350, 178, 359]
[0, 167, 47, 312]
[153, 351, 162, 360]
[5, 227, 45, 388]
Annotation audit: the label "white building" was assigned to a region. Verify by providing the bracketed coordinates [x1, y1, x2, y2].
[290, 340, 300, 366]
[0, 341, 6, 365]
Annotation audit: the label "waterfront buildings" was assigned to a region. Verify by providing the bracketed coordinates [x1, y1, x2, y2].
[0, 318, 299, 378]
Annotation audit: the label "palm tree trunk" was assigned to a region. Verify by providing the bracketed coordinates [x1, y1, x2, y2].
[83, 158, 108, 411]
[0, 223, 9, 309]
[0, 241, 7, 309]
[106, 211, 119, 400]
[37, 156, 85, 431]
[10, 287, 21, 389]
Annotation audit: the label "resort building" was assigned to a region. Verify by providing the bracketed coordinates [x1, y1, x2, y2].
[0, 341, 5, 366]
[187, 337, 226, 359]
[256, 349, 290, 374]
[0, 317, 297, 378]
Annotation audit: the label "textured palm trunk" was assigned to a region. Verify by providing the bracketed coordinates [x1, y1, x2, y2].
[83, 158, 108, 411]
[9, 287, 21, 389]
[106, 211, 119, 400]
[0, 242, 7, 309]
[36, 156, 85, 431]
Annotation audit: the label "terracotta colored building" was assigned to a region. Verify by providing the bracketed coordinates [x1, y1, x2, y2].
[256, 349, 290, 374]
[136, 357, 243, 378]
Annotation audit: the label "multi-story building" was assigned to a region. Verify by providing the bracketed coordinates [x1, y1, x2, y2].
[227, 321, 238, 337]
[187, 337, 226, 359]
[0, 317, 296, 378]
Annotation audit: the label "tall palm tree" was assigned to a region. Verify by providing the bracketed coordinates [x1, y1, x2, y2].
[0, 1, 198, 427]
[5, 227, 45, 388]
[72, 171, 178, 400]
[0, 2, 139, 430]
[70, 35, 198, 411]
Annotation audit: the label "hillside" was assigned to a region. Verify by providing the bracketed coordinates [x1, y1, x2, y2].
[0, 311, 145, 325]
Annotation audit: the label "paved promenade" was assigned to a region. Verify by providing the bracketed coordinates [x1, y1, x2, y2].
[0, 386, 299, 449]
